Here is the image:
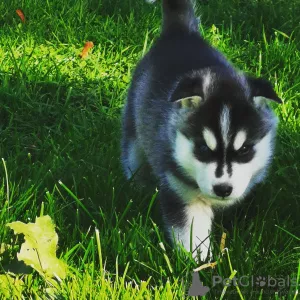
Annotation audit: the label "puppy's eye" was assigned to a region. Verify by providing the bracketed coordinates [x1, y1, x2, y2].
[199, 143, 210, 153]
[237, 144, 253, 156]
[194, 141, 214, 161]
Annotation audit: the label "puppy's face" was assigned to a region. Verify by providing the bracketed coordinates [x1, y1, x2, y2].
[172, 71, 281, 204]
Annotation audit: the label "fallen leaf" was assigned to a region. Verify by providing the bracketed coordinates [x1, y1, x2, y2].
[193, 261, 218, 272]
[16, 9, 25, 23]
[80, 41, 94, 59]
[7, 215, 68, 280]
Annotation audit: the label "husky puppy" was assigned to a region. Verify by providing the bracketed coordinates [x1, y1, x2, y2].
[121, 0, 281, 260]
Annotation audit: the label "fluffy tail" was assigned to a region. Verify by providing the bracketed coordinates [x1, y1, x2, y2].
[162, 0, 199, 33]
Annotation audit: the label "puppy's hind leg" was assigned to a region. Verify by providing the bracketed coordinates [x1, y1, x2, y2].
[121, 102, 151, 184]
[123, 139, 145, 178]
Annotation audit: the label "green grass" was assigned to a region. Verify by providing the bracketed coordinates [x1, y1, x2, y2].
[0, 0, 299, 298]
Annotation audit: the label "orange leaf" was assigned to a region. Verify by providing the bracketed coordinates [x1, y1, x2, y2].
[80, 41, 94, 59]
[16, 9, 25, 23]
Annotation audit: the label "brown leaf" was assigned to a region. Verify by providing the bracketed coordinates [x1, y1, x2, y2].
[80, 41, 94, 59]
[16, 9, 25, 23]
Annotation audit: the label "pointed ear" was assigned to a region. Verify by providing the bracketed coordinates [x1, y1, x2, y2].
[247, 77, 282, 106]
[174, 95, 203, 109]
[171, 76, 203, 102]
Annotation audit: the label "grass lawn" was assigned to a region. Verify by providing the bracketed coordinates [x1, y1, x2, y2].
[0, 0, 299, 298]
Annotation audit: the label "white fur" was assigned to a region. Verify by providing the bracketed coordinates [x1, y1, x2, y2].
[166, 172, 199, 203]
[173, 132, 235, 206]
[208, 132, 273, 199]
[173, 131, 197, 179]
[227, 131, 273, 198]
[202, 70, 213, 97]
[233, 130, 247, 151]
[220, 106, 230, 147]
[203, 128, 217, 151]
[171, 201, 213, 261]
[173, 130, 273, 202]
[166, 172, 235, 207]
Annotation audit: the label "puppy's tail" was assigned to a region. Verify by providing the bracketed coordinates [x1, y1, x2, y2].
[161, 0, 199, 33]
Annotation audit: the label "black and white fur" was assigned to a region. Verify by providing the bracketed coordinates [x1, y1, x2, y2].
[121, 0, 281, 261]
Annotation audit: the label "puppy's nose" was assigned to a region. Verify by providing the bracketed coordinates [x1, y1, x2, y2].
[213, 184, 232, 198]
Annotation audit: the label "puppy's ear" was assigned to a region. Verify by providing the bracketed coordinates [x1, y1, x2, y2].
[174, 95, 203, 109]
[247, 77, 282, 107]
[171, 76, 204, 109]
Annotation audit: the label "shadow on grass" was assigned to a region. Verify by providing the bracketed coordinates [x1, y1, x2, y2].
[0, 75, 299, 289]
[0, 76, 164, 272]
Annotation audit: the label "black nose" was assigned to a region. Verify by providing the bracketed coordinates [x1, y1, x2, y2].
[213, 184, 233, 198]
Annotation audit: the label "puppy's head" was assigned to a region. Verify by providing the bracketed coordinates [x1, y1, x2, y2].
[171, 69, 281, 205]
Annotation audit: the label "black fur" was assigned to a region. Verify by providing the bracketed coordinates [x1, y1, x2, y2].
[121, 0, 281, 259]
[162, 0, 199, 33]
